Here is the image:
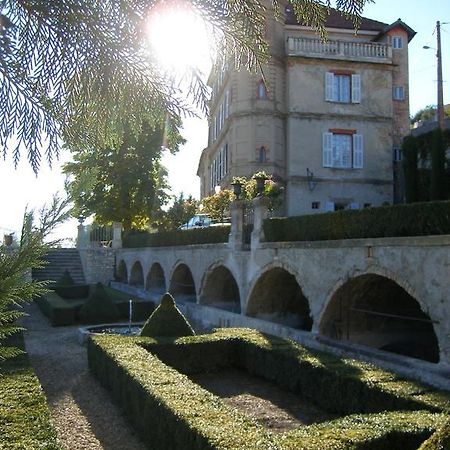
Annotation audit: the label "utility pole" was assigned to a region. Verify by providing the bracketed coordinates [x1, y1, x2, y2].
[436, 20, 445, 129]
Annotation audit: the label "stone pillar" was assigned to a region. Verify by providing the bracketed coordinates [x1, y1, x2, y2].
[76, 224, 87, 248]
[228, 200, 245, 250]
[112, 222, 123, 249]
[251, 196, 270, 249]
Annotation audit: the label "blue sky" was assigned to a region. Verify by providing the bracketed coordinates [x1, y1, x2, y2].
[0, 0, 449, 240]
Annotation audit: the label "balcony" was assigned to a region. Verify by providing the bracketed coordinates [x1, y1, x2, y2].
[286, 37, 392, 63]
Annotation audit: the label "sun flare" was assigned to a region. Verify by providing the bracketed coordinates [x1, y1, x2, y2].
[146, 1, 214, 76]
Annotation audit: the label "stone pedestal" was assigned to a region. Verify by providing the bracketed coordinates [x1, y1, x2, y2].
[228, 200, 245, 250]
[251, 196, 270, 249]
[112, 222, 123, 249]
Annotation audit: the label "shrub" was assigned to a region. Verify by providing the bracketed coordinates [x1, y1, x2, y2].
[52, 270, 90, 299]
[418, 418, 450, 450]
[57, 270, 74, 285]
[123, 226, 231, 248]
[79, 283, 120, 324]
[36, 292, 81, 326]
[0, 335, 61, 449]
[264, 200, 450, 242]
[140, 293, 195, 338]
[88, 329, 450, 450]
[53, 284, 90, 299]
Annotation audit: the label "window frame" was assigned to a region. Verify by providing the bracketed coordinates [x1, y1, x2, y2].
[325, 72, 361, 104]
[392, 36, 404, 49]
[323, 131, 364, 169]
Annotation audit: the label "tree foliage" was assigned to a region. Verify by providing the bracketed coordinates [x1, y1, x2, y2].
[202, 188, 234, 222]
[64, 119, 185, 231]
[411, 104, 450, 124]
[0, 195, 70, 360]
[1, 0, 373, 171]
[155, 192, 200, 231]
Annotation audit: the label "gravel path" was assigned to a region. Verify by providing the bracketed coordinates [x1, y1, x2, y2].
[22, 302, 147, 450]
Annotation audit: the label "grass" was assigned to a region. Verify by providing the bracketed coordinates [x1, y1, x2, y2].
[0, 334, 60, 450]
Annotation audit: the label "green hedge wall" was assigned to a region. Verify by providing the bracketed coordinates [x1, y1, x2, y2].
[264, 200, 450, 242]
[0, 335, 61, 449]
[89, 329, 450, 450]
[123, 225, 231, 248]
[36, 287, 154, 326]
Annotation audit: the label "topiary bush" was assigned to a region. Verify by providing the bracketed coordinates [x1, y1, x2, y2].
[418, 418, 450, 450]
[79, 283, 120, 324]
[140, 293, 195, 338]
[57, 270, 75, 285]
[52, 270, 90, 299]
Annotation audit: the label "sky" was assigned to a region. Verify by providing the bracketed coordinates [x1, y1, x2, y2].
[0, 0, 449, 241]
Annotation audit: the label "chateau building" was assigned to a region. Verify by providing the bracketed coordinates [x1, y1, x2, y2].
[197, 4, 415, 215]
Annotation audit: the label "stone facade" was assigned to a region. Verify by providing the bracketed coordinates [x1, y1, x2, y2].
[197, 5, 415, 214]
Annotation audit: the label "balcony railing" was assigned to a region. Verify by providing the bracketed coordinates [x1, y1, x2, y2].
[287, 37, 392, 62]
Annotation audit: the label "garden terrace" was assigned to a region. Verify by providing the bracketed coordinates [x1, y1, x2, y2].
[88, 328, 450, 450]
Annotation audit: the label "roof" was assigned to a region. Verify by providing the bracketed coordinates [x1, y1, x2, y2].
[377, 19, 416, 42]
[284, 5, 388, 32]
[284, 5, 416, 42]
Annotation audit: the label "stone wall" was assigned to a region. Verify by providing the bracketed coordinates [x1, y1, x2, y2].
[78, 248, 116, 285]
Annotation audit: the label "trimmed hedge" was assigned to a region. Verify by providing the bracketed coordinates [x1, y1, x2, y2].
[264, 200, 450, 242]
[418, 418, 450, 450]
[123, 225, 231, 248]
[140, 293, 195, 338]
[36, 292, 82, 326]
[51, 270, 90, 299]
[88, 328, 450, 450]
[36, 286, 154, 326]
[79, 283, 120, 324]
[0, 335, 61, 449]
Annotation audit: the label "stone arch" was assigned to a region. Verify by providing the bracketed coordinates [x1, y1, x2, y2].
[199, 263, 241, 313]
[129, 261, 144, 287]
[146, 262, 166, 294]
[116, 260, 128, 283]
[319, 272, 440, 363]
[169, 263, 196, 303]
[246, 265, 312, 331]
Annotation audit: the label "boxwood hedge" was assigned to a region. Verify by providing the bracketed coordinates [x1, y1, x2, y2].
[88, 328, 450, 450]
[264, 200, 450, 242]
[123, 225, 231, 248]
[36, 286, 154, 326]
[0, 335, 60, 449]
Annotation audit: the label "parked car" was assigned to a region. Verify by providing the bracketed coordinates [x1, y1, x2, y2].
[178, 214, 212, 230]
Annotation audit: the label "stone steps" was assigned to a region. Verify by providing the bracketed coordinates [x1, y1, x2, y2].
[32, 248, 85, 284]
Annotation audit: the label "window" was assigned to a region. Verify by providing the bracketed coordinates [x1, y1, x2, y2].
[257, 80, 268, 99]
[393, 147, 402, 161]
[210, 91, 230, 143]
[210, 144, 228, 189]
[325, 72, 361, 103]
[392, 36, 403, 49]
[393, 86, 405, 100]
[257, 146, 268, 162]
[322, 132, 363, 169]
[311, 202, 320, 210]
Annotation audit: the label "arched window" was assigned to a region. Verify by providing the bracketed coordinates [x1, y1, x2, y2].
[257, 146, 267, 162]
[257, 80, 268, 99]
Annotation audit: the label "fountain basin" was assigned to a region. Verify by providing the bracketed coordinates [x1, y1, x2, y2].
[78, 322, 145, 345]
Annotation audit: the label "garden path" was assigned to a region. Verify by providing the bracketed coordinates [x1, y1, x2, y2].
[22, 302, 147, 450]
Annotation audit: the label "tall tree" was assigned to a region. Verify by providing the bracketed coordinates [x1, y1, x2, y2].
[64, 119, 185, 231]
[430, 128, 447, 200]
[0, 0, 373, 171]
[0, 195, 70, 360]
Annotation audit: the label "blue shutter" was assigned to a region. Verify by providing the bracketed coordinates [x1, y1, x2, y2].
[353, 134, 364, 168]
[325, 72, 334, 101]
[351, 74, 361, 103]
[323, 132, 333, 167]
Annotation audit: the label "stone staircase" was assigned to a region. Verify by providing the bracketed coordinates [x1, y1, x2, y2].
[32, 248, 85, 284]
